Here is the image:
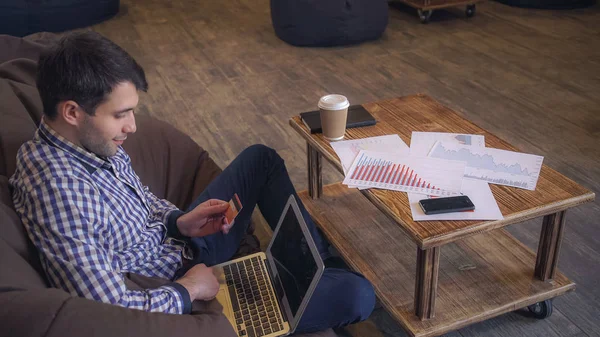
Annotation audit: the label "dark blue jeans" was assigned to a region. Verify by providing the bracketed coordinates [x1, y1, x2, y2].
[186, 144, 375, 333]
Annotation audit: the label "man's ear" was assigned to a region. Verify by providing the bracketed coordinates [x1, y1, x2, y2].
[57, 100, 84, 126]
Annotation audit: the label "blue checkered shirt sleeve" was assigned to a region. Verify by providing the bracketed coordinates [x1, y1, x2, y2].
[142, 184, 185, 236]
[17, 176, 186, 314]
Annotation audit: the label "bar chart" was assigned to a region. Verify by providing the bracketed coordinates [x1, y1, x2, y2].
[343, 150, 466, 196]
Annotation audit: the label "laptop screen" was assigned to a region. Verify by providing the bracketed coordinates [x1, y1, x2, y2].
[267, 197, 323, 329]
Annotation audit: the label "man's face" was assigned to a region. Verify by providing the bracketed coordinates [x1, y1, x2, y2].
[78, 82, 139, 157]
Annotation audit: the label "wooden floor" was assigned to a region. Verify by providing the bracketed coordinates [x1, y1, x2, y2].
[91, 1, 600, 336]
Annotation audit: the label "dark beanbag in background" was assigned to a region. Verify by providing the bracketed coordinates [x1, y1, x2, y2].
[270, 0, 389, 47]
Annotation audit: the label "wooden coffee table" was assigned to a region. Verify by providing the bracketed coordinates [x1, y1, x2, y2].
[289, 94, 595, 337]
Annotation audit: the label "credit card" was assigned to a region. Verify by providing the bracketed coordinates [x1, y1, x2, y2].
[225, 193, 242, 226]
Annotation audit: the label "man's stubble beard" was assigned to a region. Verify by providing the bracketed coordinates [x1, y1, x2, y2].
[79, 115, 117, 158]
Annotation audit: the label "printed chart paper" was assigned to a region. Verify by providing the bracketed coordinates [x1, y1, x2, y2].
[429, 142, 544, 190]
[408, 179, 504, 221]
[410, 132, 485, 157]
[330, 135, 409, 175]
[343, 150, 466, 196]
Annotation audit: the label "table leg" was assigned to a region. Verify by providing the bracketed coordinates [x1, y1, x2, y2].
[414, 246, 440, 320]
[535, 211, 567, 281]
[307, 143, 322, 199]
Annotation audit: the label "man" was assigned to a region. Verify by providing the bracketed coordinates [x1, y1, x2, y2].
[9, 31, 375, 333]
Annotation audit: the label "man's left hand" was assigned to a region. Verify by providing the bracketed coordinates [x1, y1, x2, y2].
[176, 199, 233, 237]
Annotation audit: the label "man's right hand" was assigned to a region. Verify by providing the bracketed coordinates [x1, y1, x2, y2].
[175, 264, 220, 301]
[176, 199, 232, 238]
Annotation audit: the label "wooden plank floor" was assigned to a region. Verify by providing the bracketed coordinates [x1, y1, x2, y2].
[89, 0, 600, 336]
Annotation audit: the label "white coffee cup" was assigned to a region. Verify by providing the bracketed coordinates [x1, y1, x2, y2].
[318, 94, 350, 141]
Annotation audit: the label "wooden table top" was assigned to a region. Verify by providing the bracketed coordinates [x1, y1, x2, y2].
[290, 94, 595, 249]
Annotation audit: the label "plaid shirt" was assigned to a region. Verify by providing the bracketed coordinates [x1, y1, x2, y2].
[10, 119, 191, 314]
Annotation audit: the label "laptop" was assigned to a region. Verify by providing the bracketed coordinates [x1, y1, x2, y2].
[213, 195, 325, 337]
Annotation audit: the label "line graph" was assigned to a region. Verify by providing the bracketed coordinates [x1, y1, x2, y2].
[410, 132, 485, 157]
[343, 150, 465, 196]
[429, 142, 544, 190]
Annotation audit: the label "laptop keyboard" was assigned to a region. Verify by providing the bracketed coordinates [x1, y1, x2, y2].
[224, 256, 285, 337]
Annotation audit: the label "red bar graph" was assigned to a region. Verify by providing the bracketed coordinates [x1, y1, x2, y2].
[385, 164, 397, 184]
[377, 162, 390, 182]
[365, 160, 379, 182]
[350, 152, 452, 194]
[351, 157, 440, 187]
[395, 165, 406, 185]
[344, 152, 461, 196]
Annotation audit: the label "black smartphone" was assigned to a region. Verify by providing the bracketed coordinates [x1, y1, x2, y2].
[418, 195, 475, 215]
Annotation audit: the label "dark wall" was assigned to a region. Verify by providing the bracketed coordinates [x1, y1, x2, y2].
[0, 0, 120, 37]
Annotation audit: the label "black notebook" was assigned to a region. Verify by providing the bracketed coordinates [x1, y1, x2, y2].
[300, 105, 377, 134]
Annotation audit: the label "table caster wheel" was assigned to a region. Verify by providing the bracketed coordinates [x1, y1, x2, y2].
[528, 299, 553, 319]
[418, 9, 433, 23]
[466, 4, 476, 17]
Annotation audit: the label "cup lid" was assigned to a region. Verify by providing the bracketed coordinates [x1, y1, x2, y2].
[318, 94, 349, 110]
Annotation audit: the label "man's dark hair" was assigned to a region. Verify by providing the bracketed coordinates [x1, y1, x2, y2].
[36, 31, 148, 119]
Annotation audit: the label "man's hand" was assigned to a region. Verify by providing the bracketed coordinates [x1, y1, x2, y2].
[177, 199, 233, 237]
[175, 264, 220, 301]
